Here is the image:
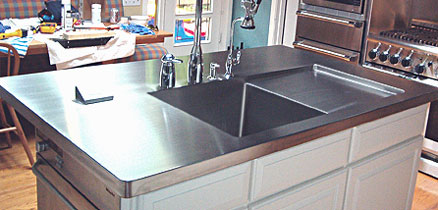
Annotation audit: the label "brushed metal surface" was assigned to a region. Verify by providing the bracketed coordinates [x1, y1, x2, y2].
[150, 80, 325, 137]
[296, 13, 364, 51]
[250, 64, 404, 113]
[364, 37, 438, 80]
[302, 0, 364, 14]
[367, 0, 413, 35]
[0, 46, 438, 198]
[411, 0, 438, 23]
[293, 39, 360, 62]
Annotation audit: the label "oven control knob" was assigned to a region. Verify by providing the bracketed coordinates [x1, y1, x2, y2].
[379, 52, 389, 62]
[368, 43, 382, 60]
[414, 56, 430, 74]
[369, 49, 379, 60]
[401, 57, 412, 67]
[402, 50, 414, 67]
[379, 45, 392, 62]
[390, 54, 400, 64]
[390, 48, 403, 64]
[414, 63, 426, 74]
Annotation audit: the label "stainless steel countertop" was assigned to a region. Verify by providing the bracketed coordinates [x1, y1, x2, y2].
[1, 45, 437, 197]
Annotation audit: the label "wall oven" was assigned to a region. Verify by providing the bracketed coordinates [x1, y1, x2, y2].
[363, 0, 438, 178]
[302, 0, 365, 14]
[293, 0, 368, 64]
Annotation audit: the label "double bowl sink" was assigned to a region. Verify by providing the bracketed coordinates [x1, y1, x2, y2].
[150, 64, 404, 137]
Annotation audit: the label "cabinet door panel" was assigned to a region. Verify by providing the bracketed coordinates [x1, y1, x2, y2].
[121, 162, 251, 210]
[250, 170, 347, 210]
[344, 136, 422, 210]
[251, 129, 351, 201]
[350, 104, 428, 162]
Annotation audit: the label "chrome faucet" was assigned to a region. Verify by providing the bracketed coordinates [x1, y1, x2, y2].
[187, 0, 204, 85]
[160, 54, 182, 89]
[187, 0, 262, 82]
[224, 0, 263, 79]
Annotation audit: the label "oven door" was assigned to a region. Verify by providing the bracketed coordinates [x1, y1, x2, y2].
[294, 11, 363, 62]
[302, 0, 364, 14]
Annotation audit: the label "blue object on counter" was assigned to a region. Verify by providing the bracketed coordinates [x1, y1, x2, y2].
[0, 23, 11, 33]
[121, 24, 155, 35]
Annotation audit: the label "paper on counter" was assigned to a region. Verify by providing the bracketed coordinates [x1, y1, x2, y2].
[34, 30, 135, 70]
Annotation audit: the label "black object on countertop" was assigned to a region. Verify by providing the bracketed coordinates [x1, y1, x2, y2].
[51, 37, 113, 48]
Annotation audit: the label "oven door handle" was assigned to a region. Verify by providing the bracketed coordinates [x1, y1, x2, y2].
[297, 11, 362, 28]
[293, 41, 357, 62]
[33, 160, 78, 210]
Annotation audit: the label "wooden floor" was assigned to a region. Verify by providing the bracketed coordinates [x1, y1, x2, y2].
[1, 136, 438, 210]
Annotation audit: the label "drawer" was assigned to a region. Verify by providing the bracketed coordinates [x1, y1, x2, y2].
[121, 162, 252, 210]
[34, 157, 98, 210]
[250, 129, 351, 201]
[296, 11, 364, 52]
[249, 169, 347, 210]
[349, 104, 428, 163]
[35, 131, 121, 210]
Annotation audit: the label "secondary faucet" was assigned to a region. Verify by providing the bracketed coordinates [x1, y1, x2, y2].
[225, 0, 263, 79]
[187, 0, 263, 83]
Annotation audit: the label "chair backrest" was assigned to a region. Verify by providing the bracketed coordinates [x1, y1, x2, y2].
[0, 43, 20, 76]
[0, 0, 45, 19]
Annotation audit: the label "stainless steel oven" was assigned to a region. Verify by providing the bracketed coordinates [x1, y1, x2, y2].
[293, 0, 369, 64]
[362, 0, 438, 178]
[302, 0, 365, 14]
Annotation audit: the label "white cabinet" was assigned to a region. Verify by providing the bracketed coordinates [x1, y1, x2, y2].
[119, 104, 428, 210]
[343, 136, 423, 210]
[121, 162, 252, 210]
[349, 104, 428, 163]
[250, 129, 351, 201]
[249, 169, 347, 210]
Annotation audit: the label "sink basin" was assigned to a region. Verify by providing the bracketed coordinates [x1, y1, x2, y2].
[150, 80, 325, 137]
[250, 64, 405, 113]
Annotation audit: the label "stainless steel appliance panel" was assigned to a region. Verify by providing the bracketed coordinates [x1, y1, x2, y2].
[367, 0, 412, 35]
[296, 12, 364, 52]
[302, 0, 364, 14]
[412, 0, 438, 23]
[293, 39, 360, 62]
[365, 38, 438, 80]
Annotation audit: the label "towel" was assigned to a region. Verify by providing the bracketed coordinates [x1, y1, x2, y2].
[0, 36, 34, 56]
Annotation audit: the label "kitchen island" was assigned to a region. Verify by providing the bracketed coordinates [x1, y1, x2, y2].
[0, 46, 437, 210]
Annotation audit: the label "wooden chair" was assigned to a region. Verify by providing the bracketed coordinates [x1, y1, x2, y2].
[0, 43, 34, 166]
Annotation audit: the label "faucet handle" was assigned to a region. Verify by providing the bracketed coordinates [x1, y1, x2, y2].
[161, 54, 183, 64]
[208, 62, 220, 80]
[235, 50, 242, 65]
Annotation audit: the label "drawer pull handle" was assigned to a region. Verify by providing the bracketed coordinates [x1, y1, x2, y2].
[297, 11, 362, 28]
[293, 41, 357, 62]
[33, 160, 77, 210]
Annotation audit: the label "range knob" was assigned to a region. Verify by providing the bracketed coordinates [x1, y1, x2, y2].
[414, 63, 426, 74]
[414, 55, 430, 74]
[379, 45, 392, 62]
[368, 42, 382, 60]
[401, 50, 414, 67]
[390, 48, 403, 64]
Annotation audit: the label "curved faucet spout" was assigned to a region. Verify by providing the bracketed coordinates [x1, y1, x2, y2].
[187, 0, 204, 85]
[225, 17, 244, 79]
